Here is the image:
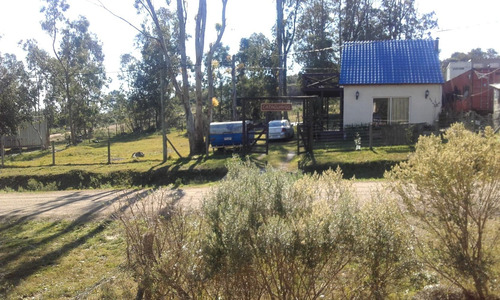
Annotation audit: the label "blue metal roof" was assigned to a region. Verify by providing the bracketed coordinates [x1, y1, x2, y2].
[339, 40, 444, 85]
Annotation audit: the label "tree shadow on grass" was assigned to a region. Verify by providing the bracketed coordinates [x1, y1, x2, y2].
[0, 189, 154, 296]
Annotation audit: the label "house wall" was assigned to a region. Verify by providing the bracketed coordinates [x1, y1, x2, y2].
[343, 85, 442, 126]
[442, 64, 500, 114]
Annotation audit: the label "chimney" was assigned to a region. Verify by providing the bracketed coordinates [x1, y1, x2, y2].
[435, 38, 440, 53]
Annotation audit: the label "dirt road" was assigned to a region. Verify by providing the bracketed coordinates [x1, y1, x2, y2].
[0, 182, 384, 221]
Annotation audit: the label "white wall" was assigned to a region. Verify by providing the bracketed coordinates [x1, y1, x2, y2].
[446, 61, 471, 81]
[343, 85, 442, 126]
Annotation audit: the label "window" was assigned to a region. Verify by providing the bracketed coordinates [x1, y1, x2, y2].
[373, 97, 409, 124]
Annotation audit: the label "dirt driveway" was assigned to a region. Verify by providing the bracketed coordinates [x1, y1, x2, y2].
[0, 182, 384, 221]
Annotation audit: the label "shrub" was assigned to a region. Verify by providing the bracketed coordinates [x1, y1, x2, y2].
[201, 158, 360, 298]
[120, 157, 438, 299]
[118, 188, 205, 299]
[388, 123, 500, 299]
[353, 193, 420, 299]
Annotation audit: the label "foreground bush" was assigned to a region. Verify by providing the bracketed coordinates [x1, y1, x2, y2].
[389, 124, 500, 299]
[120, 158, 421, 299]
[118, 189, 205, 299]
[202, 160, 360, 299]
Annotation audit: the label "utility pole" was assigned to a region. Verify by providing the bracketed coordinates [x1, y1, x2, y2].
[232, 55, 237, 120]
[161, 61, 168, 163]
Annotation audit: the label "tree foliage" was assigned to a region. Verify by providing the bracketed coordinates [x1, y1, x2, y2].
[294, 0, 438, 73]
[388, 123, 500, 298]
[294, 0, 338, 73]
[236, 33, 278, 99]
[340, 0, 437, 41]
[39, 0, 106, 144]
[0, 53, 33, 136]
[118, 29, 182, 132]
[378, 0, 437, 40]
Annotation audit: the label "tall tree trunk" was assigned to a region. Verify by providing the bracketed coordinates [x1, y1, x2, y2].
[231, 55, 237, 120]
[205, 0, 228, 154]
[276, 0, 299, 120]
[64, 73, 76, 145]
[194, 0, 207, 155]
[176, 0, 197, 156]
[276, 0, 284, 98]
[145, 0, 196, 155]
[160, 63, 167, 162]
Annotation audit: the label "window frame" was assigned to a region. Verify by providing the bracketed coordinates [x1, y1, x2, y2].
[373, 97, 410, 124]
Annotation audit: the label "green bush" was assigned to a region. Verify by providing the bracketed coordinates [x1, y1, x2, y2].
[201, 158, 360, 298]
[388, 123, 500, 299]
[118, 188, 205, 299]
[353, 193, 420, 299]
[119, 157, 441, 298]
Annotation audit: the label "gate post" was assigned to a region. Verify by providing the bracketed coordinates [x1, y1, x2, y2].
[369, 123, 373, 150]
[1, 135, 4, 168]
[241, 98, 246, 153]
[52, 141, 56, 166]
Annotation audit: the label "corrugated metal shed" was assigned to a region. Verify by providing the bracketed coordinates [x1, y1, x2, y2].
[339, 40, 444, 85]
[3, 120, 49, 149]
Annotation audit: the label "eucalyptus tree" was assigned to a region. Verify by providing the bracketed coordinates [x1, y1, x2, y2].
[136, 0, 228, 156]
[234, 34, 279, 121]
[294, 0, 338, 73]
[22, 41, 51, 120]
[205, 44, 232, 121]
[41, 0, 106, 144]
[378, 0, 437, 40]
[118, 30, 183, 132]
[203, 0, 228, 154]
[276, 0, 302, 97]
[340, 0, 381, 42]
[23, 40, 63, 129]
[0, 52, 32, 136]
[236, 33, 278, 99]
[292, 0, 437, 74]
[340, 0, 437, 42]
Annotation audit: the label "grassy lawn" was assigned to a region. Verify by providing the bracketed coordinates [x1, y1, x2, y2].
[0, 219, 135, 299]
[0, 129, 413, 190]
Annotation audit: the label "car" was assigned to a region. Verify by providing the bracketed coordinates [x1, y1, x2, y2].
[268, 119, 294, 140]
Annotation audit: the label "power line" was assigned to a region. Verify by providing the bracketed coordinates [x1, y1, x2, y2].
[436, 20, 500, 33]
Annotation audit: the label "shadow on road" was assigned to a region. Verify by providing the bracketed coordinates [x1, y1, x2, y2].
[0, 189, 155, 295]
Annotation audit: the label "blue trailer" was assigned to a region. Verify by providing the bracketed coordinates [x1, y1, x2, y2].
[209, 121, 253, 149]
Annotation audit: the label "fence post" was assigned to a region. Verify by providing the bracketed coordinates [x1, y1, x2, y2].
[52, 141, 55, 166]
[107, 129, 111, 165]
[1, 135, 4, 168]
[369, 123, 373, 150]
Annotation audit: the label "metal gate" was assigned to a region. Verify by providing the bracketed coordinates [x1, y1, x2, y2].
[240, 96, 318, 155]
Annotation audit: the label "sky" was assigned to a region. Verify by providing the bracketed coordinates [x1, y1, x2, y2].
[1, 0, 500, 90]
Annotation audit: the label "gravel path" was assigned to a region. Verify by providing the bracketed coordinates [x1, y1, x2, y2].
[0, 182, 384, 221]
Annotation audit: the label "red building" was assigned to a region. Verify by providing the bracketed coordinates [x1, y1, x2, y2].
[443, 60, 500, 115]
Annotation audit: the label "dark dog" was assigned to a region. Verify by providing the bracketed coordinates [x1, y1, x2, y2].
[131, 151, 145, 158]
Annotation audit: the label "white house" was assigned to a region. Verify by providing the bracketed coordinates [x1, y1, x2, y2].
[339, 40, 444, 127]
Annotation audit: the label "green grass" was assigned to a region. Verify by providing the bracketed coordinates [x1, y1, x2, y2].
[0, 130, 412, 190]
[0, 220, 135, 299]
